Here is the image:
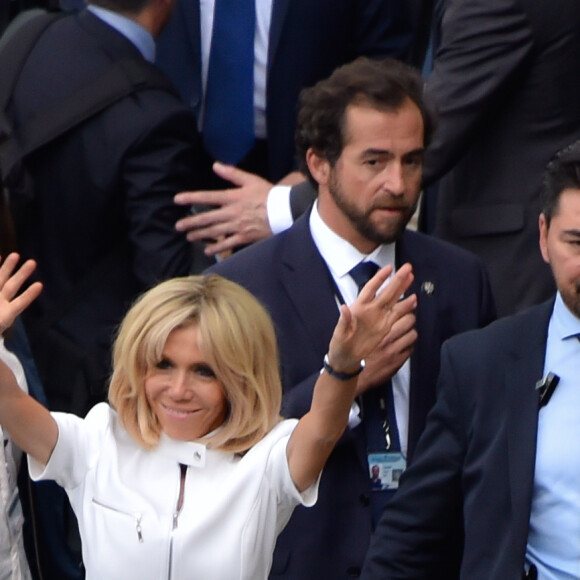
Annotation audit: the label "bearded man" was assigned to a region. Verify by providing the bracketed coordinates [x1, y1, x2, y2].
[209, 57, 496, 580]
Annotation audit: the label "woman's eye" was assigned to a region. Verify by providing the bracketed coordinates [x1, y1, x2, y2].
[155, 358, 172, 370]
[196, 364, 216, 378]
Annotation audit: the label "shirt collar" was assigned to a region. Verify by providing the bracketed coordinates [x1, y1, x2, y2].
[87, 5, 156, 62]
[309, 201, 396, 280]
[552, 292, 580, 341]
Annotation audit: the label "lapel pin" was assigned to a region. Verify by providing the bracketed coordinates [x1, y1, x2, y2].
[421, 281, 435, 295]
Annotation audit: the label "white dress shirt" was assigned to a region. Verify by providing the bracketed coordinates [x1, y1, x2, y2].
[309, 202, 411, 456]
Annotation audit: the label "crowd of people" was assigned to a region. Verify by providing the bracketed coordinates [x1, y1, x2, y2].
[1, 0, 580, 579]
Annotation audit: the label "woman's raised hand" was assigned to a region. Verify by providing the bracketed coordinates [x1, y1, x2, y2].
[326, 263, 415, 375]
[0, 253, 43, 334]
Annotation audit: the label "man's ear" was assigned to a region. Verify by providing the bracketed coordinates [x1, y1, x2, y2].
[538, 213, 550, 264]
[306, 149, 331, 187]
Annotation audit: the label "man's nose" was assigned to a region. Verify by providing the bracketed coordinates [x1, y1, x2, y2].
[382, 162, 405, 195]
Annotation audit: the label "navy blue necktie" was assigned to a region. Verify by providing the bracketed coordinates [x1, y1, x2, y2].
[203, 0, 255, 164]
[350, 261, 401, 527]
[349, 262, 379, 294]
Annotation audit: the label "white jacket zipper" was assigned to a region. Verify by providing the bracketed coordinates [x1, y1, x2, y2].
[167, 464, 187, 580]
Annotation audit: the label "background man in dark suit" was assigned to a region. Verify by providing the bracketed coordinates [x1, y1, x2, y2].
[362, 140, 580, 580]
[209, 57, 495, 580]
[419, 0, 580, 317]
[8, 0, 210, 416]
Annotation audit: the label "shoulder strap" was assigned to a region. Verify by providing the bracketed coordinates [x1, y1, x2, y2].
[16, 56, 178, 159]
[0, 10, 62, 174]
[1, 13, 178, 184]
[0, 9, 62, 110]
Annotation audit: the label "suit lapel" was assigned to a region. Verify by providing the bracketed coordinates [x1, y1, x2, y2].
[505, 300, 553, 558]
[396, 232, 440, 459]
[180, 0, 201, 65]
[278, 213, 340, 357]
[268, 0, 292, 70]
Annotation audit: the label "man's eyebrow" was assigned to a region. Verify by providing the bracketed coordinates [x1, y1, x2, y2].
[361, 148, 391, 156]
[403, 148, 425, 158]
[561, 228, 580, 237]
[360, 147, 425, 157]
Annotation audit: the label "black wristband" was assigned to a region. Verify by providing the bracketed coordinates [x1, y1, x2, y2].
[322, 353, 365, 381]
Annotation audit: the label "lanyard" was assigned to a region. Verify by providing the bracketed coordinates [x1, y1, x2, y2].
[379, 396, 392, 451]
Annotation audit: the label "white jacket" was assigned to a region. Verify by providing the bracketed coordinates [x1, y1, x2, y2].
[0, 338, 32, 580]
[30, 404, 319, 580]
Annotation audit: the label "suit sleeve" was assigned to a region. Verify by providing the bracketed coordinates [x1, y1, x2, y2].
[361, 342, 467, 579]
[422, 0, 535, 185]
[123, 104, 211, 285]
[288, 181, 317, 223]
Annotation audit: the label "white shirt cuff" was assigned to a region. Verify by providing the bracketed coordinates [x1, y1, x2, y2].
[266, 185, 293, 234]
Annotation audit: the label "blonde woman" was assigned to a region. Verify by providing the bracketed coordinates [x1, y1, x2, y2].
[0, 253, 414, 580]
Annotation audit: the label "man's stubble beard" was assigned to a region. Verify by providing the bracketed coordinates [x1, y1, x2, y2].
[328, 172, 417, 245]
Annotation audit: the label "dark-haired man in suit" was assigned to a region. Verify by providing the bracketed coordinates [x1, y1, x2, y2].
[362, 140, 580, 579]
[209, 57, 495, 579]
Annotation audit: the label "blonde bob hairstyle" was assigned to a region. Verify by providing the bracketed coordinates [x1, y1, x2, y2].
[108, 275, 282, 454]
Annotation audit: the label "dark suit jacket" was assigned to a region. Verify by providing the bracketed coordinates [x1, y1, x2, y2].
[362, 300, 554, 580]
[421, 0, 580, 317]
[209, 211, 495, 579]
[10, 10, 208, 414]
[155, 0, 414, 182]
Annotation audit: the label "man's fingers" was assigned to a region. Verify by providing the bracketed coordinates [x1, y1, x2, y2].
[176, 206, 232, 233]
[174, 189, 231, 207]
[185, 224, 231, 243]
[212, 161, 249, 185]
[203, 234, 247, 256]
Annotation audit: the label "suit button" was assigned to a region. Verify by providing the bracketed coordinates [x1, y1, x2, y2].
[347, 566, 361, 577]
[359, 493, 370, 506]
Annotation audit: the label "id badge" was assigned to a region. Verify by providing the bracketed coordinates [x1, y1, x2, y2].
[368, 452, 406, 491]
